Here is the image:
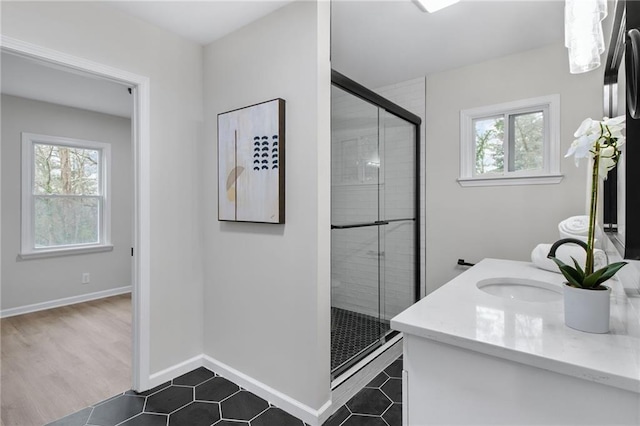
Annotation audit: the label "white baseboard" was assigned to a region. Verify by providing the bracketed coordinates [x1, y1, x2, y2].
[144, 346, 402, 425]
[147, 349, 409, 426]
[147, 354, 204, 389]
[202, 354, 330, 426]
[146, 354, 330, 424]
[0, 286, 132, 318]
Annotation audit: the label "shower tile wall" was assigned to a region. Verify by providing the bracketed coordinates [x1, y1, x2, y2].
[331, 78, 424, 320]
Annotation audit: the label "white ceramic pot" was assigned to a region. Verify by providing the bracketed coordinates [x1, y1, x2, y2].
[563, 283, 611, 333]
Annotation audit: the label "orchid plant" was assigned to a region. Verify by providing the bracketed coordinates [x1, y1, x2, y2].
[548, 116, 627, 289]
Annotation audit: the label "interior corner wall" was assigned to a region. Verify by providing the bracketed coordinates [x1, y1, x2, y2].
[1, 1, 204, 375]
[425, 42, 603, 293]
[1, 95, 131, 310]
[202, 0, 331, 415]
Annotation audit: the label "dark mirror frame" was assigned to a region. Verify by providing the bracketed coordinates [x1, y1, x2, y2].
[604, 0, 640, 260]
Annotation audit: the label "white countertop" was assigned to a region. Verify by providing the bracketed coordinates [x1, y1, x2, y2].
[391, 258, 640, 393]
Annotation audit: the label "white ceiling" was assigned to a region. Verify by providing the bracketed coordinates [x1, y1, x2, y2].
[0, 0, 568, 115]
[331, 0, 565, 88]
[1, 52, 133, 118]
[105, 0, 566, 88]
[108, 0, 296, 46]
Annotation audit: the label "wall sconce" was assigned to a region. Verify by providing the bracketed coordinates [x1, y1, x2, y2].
[565, 0, 608, 73]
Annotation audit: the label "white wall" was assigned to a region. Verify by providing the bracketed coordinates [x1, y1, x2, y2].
[424, 42, 603, 293]
[1, 1, 204, 374]
[1, 95, 131, 311]
[203, 0, 331, 415]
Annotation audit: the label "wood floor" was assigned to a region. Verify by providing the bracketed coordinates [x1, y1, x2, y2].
[1, 294, 131, 426]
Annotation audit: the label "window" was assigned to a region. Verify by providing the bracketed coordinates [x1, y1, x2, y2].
[21, 133, 112, 259]
[459, 95, 562, 186]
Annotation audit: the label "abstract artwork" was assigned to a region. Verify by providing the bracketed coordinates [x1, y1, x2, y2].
[218, 99, 285, 223]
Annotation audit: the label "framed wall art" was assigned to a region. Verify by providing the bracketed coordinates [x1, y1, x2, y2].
[218, 98, 285, 224]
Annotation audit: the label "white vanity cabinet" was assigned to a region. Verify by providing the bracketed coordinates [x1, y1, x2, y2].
[391, 259, 640, 426]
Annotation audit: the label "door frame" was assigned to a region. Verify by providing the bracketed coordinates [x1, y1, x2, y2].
[1, 35, 151, 391]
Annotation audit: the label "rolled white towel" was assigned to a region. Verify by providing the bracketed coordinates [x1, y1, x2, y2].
[531, 243, 608, 274]
[593, 249, 608, 270]
[558, 215, 603, 249]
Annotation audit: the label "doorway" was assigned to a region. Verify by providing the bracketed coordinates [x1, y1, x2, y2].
[0, 36, 151, 423]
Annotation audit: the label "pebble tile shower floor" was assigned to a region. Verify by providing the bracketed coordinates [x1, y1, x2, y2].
[47, 358, 403, 426]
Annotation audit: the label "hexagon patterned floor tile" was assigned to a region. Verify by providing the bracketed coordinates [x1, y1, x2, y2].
[169, 401, 220, 426]
[323, 355, 403, 426]
[346, 388, 392, 416]
[46, 356, 403, 426]
[196, 376, 240, 402]
[120, 412, 168, 426]
[88, 395, 145, 426]
[144, 385, 193, 414]
[220, 391, 270, 421]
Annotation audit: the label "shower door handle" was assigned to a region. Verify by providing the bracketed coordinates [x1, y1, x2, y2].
[385, 218, 415, 224]
[331, 218, 415, 230]
[331, 220, 389, 230]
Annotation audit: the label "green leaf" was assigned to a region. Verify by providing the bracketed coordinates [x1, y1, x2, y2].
[570, 256, 585, 277]
[583, 268, 606, 289]
[559, 265, 584, 287]
[549, 257, 584, 287]
[549, 256, 628, 289]
[594, 262, 628, 286]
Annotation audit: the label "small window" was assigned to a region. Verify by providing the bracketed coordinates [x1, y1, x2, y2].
[21, 133, 112, 259]
[459, 95, 562, 186]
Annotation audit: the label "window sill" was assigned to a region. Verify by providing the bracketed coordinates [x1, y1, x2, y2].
[19, 244, 114, 260]
[457, 174, 564, 187]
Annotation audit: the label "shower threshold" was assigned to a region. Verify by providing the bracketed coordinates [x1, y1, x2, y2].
[331, 307, 396, 379]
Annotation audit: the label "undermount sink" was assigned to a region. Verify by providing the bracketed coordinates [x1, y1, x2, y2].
[476, 277, 562, 303]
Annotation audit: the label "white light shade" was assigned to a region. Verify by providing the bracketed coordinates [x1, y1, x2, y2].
[565, 0, 607, 74]
[413, 0, 460, 13]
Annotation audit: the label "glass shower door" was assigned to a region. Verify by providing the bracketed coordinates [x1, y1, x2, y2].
[379, 111, 417, 322]
[330, 82, 418, 380]
[331, 86, 385, 377]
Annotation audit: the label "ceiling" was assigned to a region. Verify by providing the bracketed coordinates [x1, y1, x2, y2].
[331, 0, 565, 88]
[1, 52, 133, 118]
[108, 0, 296, 46]
[104, 0, 566, 88]
[0, 0, 568, 115]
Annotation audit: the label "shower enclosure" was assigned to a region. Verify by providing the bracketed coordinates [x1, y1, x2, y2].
[330, 71, 421, 380]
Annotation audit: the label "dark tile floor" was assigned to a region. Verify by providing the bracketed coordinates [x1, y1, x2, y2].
[48, 358, 403, 426]
[331, 307, 391, 372]
[323, 357, 402, 426]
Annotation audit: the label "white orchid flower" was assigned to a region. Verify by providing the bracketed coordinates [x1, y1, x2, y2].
[602, 115, 625, 126]
[573, 117, 597, 138]
[566, 115, 626, 177]
[598, 145, 617, 179]
[554, 117, 629, 284]
[566, 132, 598, 165]
[604, 116, 626, 146]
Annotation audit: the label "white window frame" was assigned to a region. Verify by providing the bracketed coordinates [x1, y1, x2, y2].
[20, 133, 113, 259]
[458, 94, 563, 187]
